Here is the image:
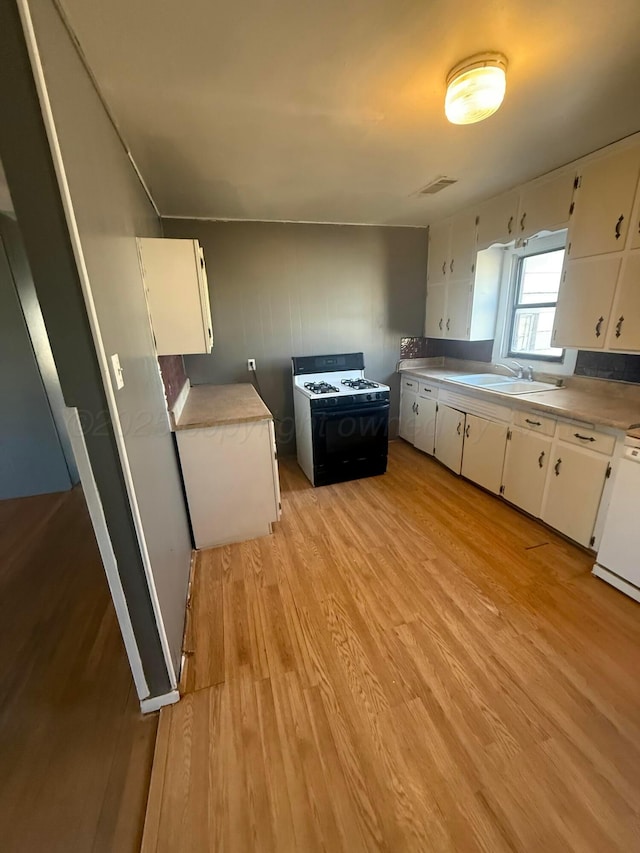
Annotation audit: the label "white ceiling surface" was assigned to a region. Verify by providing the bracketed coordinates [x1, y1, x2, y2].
[61, 0, 640, 226]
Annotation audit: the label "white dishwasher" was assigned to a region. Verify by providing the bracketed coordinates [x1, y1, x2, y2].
[593, 435, 640, 603]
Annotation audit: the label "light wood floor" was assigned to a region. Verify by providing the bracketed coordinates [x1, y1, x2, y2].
[0, 487, 158, 853]
[143, 440, 640, 852]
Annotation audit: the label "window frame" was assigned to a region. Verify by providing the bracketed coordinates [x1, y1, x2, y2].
[506, 245, 566, 363]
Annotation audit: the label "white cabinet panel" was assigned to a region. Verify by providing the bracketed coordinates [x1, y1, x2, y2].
[446, 279, 472, 339]
[568, 146, 640, 259]
[449, 211, 477, 281]
[502, 428, 552, 517]
[425, 282, 447, 338]
[414, 396, 437, 455]
[552, 256, 619, 349]
[461, 413, 508, 494]
[427, 220, 451, 286]
[399, 387, 417, 444]
[517, 170, 575, 239]
[542, 446, 609, 547]
[607, 253, 640, 351]
[476, 191, 519, 249]
[138, 237, 213, 355]
[435, 404, 465, 474]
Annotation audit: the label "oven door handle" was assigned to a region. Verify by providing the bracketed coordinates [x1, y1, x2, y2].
[313, 403, 390, 420]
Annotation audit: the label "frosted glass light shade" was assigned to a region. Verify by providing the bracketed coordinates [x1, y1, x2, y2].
[445, 54, 507, 125]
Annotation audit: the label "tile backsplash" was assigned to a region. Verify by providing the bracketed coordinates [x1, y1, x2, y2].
[400, 337, 494, 363]
[575, 351, 640, 384]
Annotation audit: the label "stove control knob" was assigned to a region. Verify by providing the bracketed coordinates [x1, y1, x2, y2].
[367, 394, 372, 400]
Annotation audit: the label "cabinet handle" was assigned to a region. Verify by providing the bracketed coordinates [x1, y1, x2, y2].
[412, 402, 416, 412]
[554, 458, 562, 477]
[438, 318, 443, 330]
[457, 421, 462, 435]
[574, 432, 596, 442]
[507, 215, 513, 235]
[595, 316, 604, 338]
[450, 259, 454, 274]
[520, 212, 527, 232]
[538, 451, 545, 468]
[442, 261, 447, 275]
[525, 418, 541, 426]
[615, 214, 624, 240]
[416, 403, 420, 415]
[446, 318, 451, 332]
[465, 423, 470, 438]
[615, 315, 625, 338]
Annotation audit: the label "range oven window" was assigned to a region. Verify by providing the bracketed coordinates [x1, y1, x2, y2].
[312, 405, 389, 464]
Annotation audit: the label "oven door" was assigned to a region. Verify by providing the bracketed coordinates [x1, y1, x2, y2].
[311, 403, 389, 486]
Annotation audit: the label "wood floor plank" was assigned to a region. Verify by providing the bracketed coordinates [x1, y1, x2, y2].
[143, 441, 640, 852]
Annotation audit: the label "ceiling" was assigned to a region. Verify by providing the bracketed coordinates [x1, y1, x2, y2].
[61, 0, 640, 226]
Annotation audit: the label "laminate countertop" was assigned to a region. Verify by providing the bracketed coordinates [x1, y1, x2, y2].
[400, 366, 640, 433]
[174, 383, 273, 430]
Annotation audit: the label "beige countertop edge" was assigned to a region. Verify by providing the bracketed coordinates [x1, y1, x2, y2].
[400, 368, 640, 433]
[174, 383, 273, 431]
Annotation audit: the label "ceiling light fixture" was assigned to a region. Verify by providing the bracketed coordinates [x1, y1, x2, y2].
[445, 52, 508, 125]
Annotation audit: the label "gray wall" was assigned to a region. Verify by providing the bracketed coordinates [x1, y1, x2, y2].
[0, 231, 72, 498]
[0, 212, 79, 484]
[163, 220, 428, 451]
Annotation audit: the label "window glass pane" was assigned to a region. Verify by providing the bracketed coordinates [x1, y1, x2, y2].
[510, 307, 563, 357]
[517, 249, 565, 305]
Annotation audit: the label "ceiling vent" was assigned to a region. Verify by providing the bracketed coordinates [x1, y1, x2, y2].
[416, 176, 458, 195]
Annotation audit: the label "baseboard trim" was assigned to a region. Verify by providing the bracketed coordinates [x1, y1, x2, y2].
[140, 689, 180, 715]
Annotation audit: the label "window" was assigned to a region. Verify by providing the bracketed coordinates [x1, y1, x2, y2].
[508, 247, 565, 361]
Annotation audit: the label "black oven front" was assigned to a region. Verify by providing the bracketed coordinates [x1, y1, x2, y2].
[310, 394, 389, 486]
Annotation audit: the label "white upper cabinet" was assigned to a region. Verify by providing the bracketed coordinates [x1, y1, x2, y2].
[552, 256, 620, 349]
[138, 237, 213, 356]
[475, 191, 519, 249]
[517, 170, 576, 239]
[606, 253, 640, 351]
[449, 211, 477, 281]
[567, 145, 640, 260]
[427, 220, 451, 287]
[424, 282, 447, 338]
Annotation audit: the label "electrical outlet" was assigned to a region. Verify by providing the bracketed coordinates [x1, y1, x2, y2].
[247, 358, 256, 372]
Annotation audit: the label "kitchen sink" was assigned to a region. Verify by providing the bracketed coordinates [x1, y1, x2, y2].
[448, 374, 560, 395]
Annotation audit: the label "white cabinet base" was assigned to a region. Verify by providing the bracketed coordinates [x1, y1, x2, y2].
[176, 419, 280, 549]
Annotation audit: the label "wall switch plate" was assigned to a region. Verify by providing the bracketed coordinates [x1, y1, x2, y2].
[247, 358, 256, 371]
[111, 353, 125, 390]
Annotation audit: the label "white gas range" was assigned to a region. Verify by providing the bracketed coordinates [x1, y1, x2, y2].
[292, 353, 390, 487]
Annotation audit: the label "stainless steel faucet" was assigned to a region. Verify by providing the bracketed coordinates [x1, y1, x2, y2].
[502, 360, 535, 381]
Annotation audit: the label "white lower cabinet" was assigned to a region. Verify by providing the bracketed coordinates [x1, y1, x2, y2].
[460, 413, 508, 494]
[399, 380, 418, 443]
[502, 427, 553, 517]
[414, 396, 437, 455]
[435, 404, 465, 474]
[541, 445, 610, 547]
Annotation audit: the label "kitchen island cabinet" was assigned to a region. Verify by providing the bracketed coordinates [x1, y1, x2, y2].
[174, 384, 281, 549]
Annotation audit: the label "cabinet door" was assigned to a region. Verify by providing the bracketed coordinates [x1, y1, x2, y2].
[414, 397, 437, 455]
[542, 446, 609, 547]
[518, 171, 576, 239]
[476, 191, 519, 249]
[399, 389, 417, 443]
[552, 256, 620, 349]
[427, 220, 451, 286]
[568, 146, 640, 259]
[196, 244, 214, 351]
[425, 282, 447, 338]
[461, 414, 508, 494]
[435, 405, 465, 474]
[139, 237, 211, 355]
[449, 211, 477, 281]
[445, 279, 472, 339]
[607, 253, 640, 351]
[502, 428, 552, 517]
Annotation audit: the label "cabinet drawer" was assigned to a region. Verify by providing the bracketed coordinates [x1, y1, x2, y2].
[402, 377, 419, 392]
[558, 423, 615, 455]
[419, 382, 438, 400]
[513, 410, 557, 436]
